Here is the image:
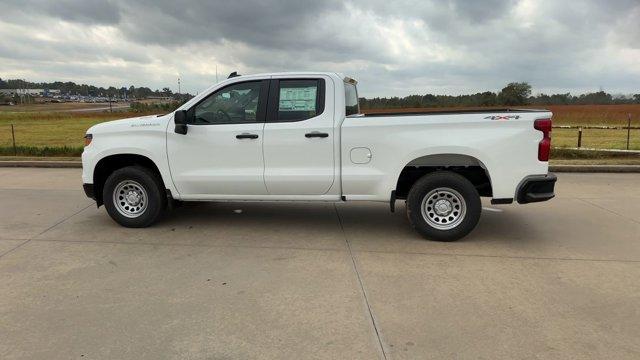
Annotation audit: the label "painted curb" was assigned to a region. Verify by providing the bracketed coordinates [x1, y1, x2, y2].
[0, 161, 82, 168]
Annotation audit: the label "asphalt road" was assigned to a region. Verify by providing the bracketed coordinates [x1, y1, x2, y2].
[65, 103, 130, 112]
[1, 169, 639, 359]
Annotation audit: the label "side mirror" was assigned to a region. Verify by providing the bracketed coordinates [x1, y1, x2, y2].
[174, 110, 188, 135]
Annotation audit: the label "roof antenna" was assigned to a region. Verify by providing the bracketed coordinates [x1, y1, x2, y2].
[227, 71, 241, 79]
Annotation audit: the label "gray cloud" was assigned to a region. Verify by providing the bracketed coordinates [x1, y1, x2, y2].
[0, 0, 121, 25]
[42, 0, 121, 24]
[120, 1, 342, 46]
[0, 0, 638, 96]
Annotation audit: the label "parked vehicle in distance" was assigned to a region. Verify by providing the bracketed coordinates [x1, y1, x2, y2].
[82, 72, 556, 241]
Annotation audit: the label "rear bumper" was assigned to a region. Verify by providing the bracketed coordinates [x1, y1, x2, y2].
[83, 183, 95, 200]
[516, 173, 557, 204]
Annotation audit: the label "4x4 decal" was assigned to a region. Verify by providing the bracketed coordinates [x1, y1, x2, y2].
[484, 115, 521, 120]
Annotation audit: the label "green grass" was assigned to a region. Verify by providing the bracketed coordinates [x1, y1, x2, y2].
[551, 158, 640, 165]
[0, 110, 152, 151]
[0, 145, 84, 157]
[1, 117, 104, 148]
[551, 147, 639, 159]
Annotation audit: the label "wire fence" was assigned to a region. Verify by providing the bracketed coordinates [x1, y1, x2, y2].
[553, 127, 640, 150]
[551, 114, 638, 151]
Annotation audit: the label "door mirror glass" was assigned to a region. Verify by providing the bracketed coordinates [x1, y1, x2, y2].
[174, 110, 188, 134]
[175, 110, 187, 124]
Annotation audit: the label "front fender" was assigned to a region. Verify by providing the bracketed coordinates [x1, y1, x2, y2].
[81, 138, 177, 197]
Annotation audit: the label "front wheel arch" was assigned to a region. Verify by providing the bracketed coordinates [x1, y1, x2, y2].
[93, 154, 166, 207]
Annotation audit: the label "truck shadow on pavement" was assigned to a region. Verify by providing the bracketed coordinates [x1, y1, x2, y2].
[60, 201, 539, 249]
[155, 201, 537, 246]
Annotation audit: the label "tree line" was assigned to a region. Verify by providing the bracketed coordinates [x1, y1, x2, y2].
[2, 78, 639, 108]
[0, 78, 191, 99]
[359, 82, 640, 109]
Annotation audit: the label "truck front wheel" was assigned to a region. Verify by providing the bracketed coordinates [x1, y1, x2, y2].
[103, 166, 166, 227]
[406, 171, 481, 241]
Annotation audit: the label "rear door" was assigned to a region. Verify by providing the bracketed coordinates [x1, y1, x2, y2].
[262, 76, 335, 195]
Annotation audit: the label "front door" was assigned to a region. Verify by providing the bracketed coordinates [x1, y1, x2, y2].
[167, 80, 269, 197]
[262, 77, 335, 195]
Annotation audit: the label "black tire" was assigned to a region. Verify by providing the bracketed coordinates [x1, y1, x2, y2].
[103, 166, 166, 227]
[406, 171, 481, 241]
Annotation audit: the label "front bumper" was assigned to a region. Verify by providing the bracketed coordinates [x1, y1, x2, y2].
[516, 173, 557, 204]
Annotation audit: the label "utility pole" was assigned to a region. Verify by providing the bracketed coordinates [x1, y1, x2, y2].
[216, 64, 218, 83]
[177, 76, 181, 95]
[11, 124, 16, 155]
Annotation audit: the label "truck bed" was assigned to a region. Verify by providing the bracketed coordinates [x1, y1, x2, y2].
[340, 109, 552, 201]
[362, 108, 549, 117]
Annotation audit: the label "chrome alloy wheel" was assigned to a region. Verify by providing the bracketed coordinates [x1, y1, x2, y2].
[420, 187, 467, 230]
[113, 180, 148, 218]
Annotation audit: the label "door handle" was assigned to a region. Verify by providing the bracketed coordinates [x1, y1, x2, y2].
[236, 133, 259, 139]
[305, 132, 329, 138]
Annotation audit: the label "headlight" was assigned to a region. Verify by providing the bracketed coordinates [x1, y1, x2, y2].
[84, 133, 93, 146]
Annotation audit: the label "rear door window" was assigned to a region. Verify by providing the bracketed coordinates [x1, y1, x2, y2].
[274, 79, 325, 122]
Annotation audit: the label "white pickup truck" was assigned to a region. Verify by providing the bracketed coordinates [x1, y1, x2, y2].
[82, 72, 556, 241]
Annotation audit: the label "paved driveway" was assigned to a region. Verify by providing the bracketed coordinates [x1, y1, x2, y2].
[1, 169, 639, 359]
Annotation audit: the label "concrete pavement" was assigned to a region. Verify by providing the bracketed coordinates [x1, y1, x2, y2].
[0, 169, 639, 359]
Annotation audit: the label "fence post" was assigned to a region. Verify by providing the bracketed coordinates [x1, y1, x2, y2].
[11, 124, 17, 156]
[577, 127, 582, 148]
[627, 113, 631, 150]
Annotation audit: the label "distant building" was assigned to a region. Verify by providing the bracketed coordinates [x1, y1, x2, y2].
[0, 89, 60, 96]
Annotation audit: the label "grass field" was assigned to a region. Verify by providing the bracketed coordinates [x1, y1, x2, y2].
[544, 105, 639, 126]
[1, 103, 639, 157]
[0, 106, 156, 155]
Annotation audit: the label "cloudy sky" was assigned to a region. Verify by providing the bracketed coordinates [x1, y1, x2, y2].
[0, 0, 638, 97]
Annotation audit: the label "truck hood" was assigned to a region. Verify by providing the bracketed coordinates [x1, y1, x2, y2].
[86, 114, 170, 134]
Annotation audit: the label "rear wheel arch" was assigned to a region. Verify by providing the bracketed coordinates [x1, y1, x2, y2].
[93, 154, 166, 206]
[395, 153, 492, 199]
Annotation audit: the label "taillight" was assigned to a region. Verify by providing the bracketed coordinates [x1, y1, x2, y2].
[534, 118, 552, 161]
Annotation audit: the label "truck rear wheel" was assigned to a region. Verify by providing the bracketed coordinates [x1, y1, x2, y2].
[103, 166, 166, 227]
[406, 171, 481, 241]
